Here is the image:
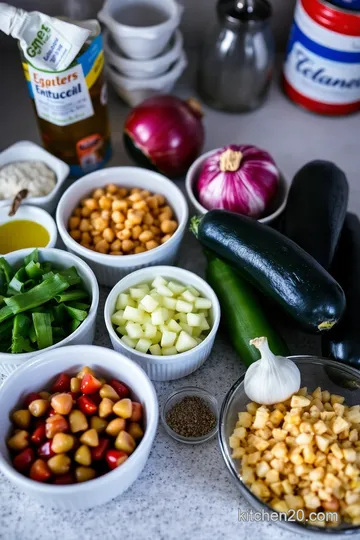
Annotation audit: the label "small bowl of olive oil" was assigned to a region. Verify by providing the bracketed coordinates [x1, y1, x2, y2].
[0, 205, 57, 255]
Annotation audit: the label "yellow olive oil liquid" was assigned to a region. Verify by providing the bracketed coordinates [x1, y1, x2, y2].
[0, 220, 50, 254]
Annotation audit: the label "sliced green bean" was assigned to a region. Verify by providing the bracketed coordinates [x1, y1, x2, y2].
[0, 258, 13, 284]
[0, 305, 14, 323]
[29, 325, 37, 343]
[52, 326, 66, 338]
[5, 274, 70, 314]
[55, 289, 88, 303]
[25, 261, 44, 279]
[42, 271, 55, 281]
[24, 249, 39, 266]
[67, 301, 90, 310]
[64, 305, 88, 321]
[11, 336, 34, 353]
[11, 313, 31, 353]
[70, 319, 82, 332]
[32, 312, 53, 350]
[58, 267, 81, 287]
[52, 304, 66, 325]
[0, 318, 14, 341]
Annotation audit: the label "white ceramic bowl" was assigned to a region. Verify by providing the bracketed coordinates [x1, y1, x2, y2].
[185, 149, 288, 225]
[0, 249, 99, 378]
[106, 52, 187, 107]
[0, 205, 57, 254]
[0, 141, 70, 215]
[104, 266, 221, 381]
[56, 167, 188, 287]
[0, 344, 158, 510]
[98, 0, 183, 60]
[104, 29, 183, 80]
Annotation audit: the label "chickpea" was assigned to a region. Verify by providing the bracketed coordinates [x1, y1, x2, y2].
[81, 207, 91, 218]
[152, 208, 160, 217]
[92, 188, 105, 199]
[155, 194, 165, 206]
[101, 210, 111, 220]
[98, 196, 112, 210]
[110, 251, 123, 255]
[81, 232, 92, 244]
[115, 223, 124, 231]
[103, 227, 115, 244]
[124, 219, 133, 229]
[70, 230, 81, 241]
[84, 198, 98, 211]
[130, 188, 141, 194]
[110, 239, 122, 251]
[106, 184, 118, 194]
[146, 196, 158, 210]
[128, 192, 143, 203]
[139, 230, 153, 244]
[153, 219, 160, 226]
[80, 242, 91, 249]
[135, 246, 146, 254]
[74, 208, 82, 217]
[158, 212, 170, 223]
[118, 188, 128, 198]
[161, 220, 178, 234]
[93, 217, 108, 232]
[91, 211, 101, 220]
[93, 234, 102, 245]
[161, 234, 172, 244]
[112, 200, 127, 212]
[69, 216, 80, 230]
[112, 211, 125, 224]
[131, 225, 142, 240]
[122, 239, 134, 252]
[133, 240, 140, 247]
[133, 200, 148, 211]
[150, 226, 161, 235]
[143, 213, 154, 226]
[142, 224, 149, 231]
[146, 240, 159, 251]
[95, 239, 110, 253]
[79, 219, 91, 232]
[117, 229, 131, 241]
[128, 210, 144, 225]
[161, 205, 173, 217]
[140, 190, 151, 198]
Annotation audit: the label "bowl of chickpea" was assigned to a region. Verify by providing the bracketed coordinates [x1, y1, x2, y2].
[56, 167, 188, 287]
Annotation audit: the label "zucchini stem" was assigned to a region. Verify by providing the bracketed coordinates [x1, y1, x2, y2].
[190, 216, 202, 238]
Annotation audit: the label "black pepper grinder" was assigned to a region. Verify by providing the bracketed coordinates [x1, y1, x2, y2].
[198, 0, 275, 112]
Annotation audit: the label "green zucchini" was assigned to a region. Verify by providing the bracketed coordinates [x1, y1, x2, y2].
[205, 252, 289, 366]
[283, 160, 348, 270]
[191, 210, 346, 333]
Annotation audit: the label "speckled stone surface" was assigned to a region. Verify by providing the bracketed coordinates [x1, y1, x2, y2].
[0, 49, 358, 540]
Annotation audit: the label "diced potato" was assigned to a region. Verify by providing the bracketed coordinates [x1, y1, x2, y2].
[256, 461, 271, 478]
[116, 293, 129, 310]
[238, 412, 253, 428]
[253, 407, 269, 429]
[232, 447, 245, 459]
[251, 480, 270, 499]
[175, 331, 198, 353]
[265, 469, 279, 484]
[316, 435, 331, 452]
[161, 330, 176, 348]
[270, 482, 283, 497]
[343, 448, 357, 463]
[121, 335, 137, 348]
[331, 394, 345, 406]
[229, 435, 240, 449]
[247, 402, 258, 415]
[271, 442, 287, 459]
[313, 420, 328, 435]
[233, 427, 247, 440]
[296, 433, 313, 445]
[140, 294, 159, 313]
[135, 338, 152, 353]
[285, 495, 304, 510]
[176, 300, 193, 313]
[125, 322, 144, 339]
[242, 466, 255, 484]
[291, 395, 311, 408]
[162, 346, 177, 356]
[149, 344, 162, 356]
[248, 451, 261, 465]
[332, 416, 350, 435]
[271, 499, 288, 513]
[269, 409, 284, 427]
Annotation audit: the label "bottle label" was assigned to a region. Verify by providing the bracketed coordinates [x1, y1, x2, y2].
[284, 0, 360, 105]
[23, 33, 104, 126]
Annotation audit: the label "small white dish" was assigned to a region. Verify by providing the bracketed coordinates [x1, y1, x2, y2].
[0, 248, 99, 378]
[0, 205, 57, 254]
[104, 266, 221, 381]
[186, 149, 288, 225]
[56, 167, 188, 287]
[0, 344, 158, 509]
[104, 29, 183, 80]
[98, 0, 183, 60]
[106, 52, 187, 107]
[0, 141, 70, 215]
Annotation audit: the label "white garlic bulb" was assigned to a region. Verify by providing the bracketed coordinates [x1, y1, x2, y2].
[244, 336, 301, 405]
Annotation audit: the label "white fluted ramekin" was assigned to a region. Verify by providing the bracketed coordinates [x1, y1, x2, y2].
[0, 345, 158, 509]
[0, 249, 99, 378]
[104, 266, 221, 381]
[56, 167, 188, 287]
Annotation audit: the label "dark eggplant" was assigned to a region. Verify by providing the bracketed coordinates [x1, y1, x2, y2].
[322, 213, 360, 368]
[191, 210, 346, 333]
[283, 160, 348, 270]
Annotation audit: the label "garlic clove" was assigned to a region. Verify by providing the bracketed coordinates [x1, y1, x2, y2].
[244, 337, 301, 405]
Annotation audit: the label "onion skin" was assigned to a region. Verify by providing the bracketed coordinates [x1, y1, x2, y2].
[123, 95, 205, 178]
[197, 144, 279, 218]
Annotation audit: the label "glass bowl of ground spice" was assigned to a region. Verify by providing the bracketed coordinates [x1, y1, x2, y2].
[161, 387, 218, 444]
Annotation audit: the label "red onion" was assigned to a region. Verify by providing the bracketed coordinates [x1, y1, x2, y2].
[123, 95, 205, 179]
[196, 145, 279, 218]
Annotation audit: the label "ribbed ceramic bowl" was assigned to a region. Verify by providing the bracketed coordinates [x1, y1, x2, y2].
[56, 167, 188, 287]
[0, 345, 158, 509]
[0, 249, 99, 378]
[219, 356, 360, 536]
[104, 266, 221, 381]
[185, 148, 288, 225]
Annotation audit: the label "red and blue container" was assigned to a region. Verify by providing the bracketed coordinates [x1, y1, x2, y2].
[283, 0, 360, 115]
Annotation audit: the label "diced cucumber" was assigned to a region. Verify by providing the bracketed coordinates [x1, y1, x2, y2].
[116, 293, 129, 310]
[137, 283, 150, 292]
[156, 284, 173, 297]
[152, 330, 162, 344]
[180, 323, 193, 335]
[194, 297, 212, 310]
[121, 335, 137, 349]
[187, 313, 203, 327]
[116, 325, 127, 336]
[161, 307, 169, 321]
[151, 307, 164, 326]
[111, 310, 125, 326]
[194, 337, 202, 344]
[182, 289, 196, 303]
[175, 331, 198, 353]
[192, 327, 203, 338]
[152, 276, 168, 288]
[168, 319, 182, 333]
[200, 315, 210, 331]
[162, 296, 177, 310]
[123, 306, 144, 323]
[144, 323, 157, 339]
[175, 312, 187, 323]
[142, 312, 151, 325]
[168, 281, 186, 295]
[161, 330, 176, 348]
[140, 294, 159, 313]
[130, 287, 147, 300]
[176, 300, 193, 313]
[150, 344, 162, 355]
[188, 286, 200, 298]
[162, 346, 177, 355]
[125, 322, 144, 339]
[135, 338, 152, 353]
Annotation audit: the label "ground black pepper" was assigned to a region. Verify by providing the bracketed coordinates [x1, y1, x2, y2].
[166, 396, 217, 438]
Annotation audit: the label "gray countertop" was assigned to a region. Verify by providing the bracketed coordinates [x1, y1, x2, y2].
[0, 49, 359, 540]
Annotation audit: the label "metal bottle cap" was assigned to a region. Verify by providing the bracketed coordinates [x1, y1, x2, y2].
[217, 0, 272, 24]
